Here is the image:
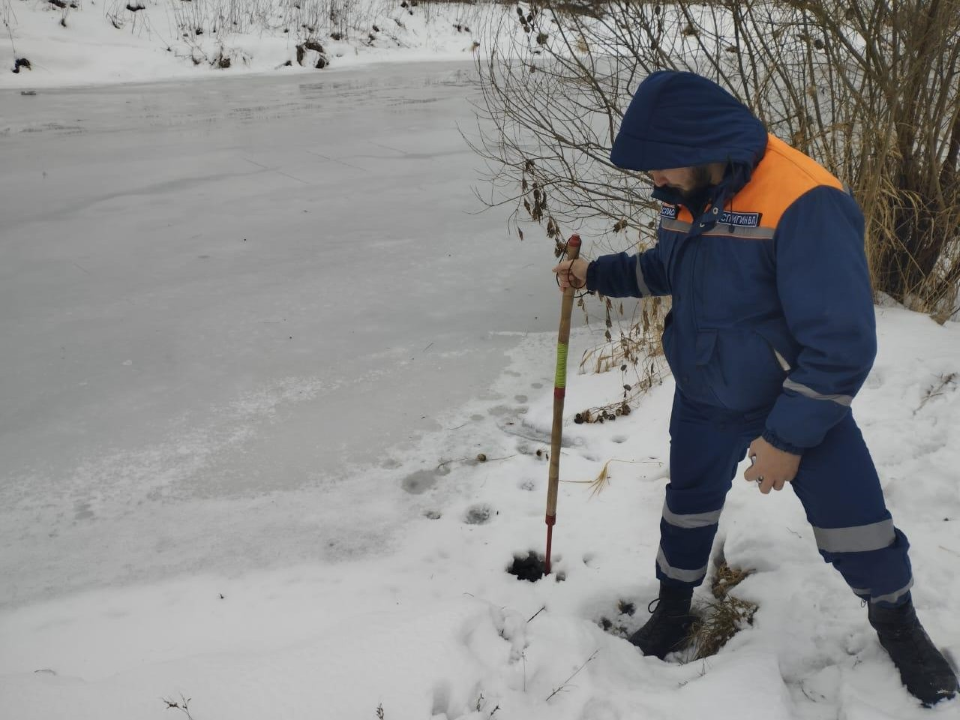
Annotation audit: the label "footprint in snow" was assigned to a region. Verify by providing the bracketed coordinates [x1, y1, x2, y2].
[431, 680, 452, 716]
[464, 504, 495, 525]
[579, 698, 621, 720]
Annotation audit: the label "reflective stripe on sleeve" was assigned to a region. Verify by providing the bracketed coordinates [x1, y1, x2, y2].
[784, 378, 853, 407]
[635, 259, 652, 297]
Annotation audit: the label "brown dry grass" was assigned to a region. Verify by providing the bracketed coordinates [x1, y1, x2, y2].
[688, 557, 758, 659]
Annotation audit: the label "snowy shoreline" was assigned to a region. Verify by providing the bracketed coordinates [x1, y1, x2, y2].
[1, 0, 495, 89]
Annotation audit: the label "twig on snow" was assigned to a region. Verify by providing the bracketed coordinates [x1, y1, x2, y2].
[527, 605, 546, 623]
[545, 650, 599, 701]
[162, 695, 195, 720]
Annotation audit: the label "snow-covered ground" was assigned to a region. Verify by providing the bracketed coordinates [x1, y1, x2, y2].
[1, 0, 491, 88]
[3, 45, 960, 720]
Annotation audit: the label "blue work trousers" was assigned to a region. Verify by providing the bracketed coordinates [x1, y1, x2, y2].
[657, 391, 914, 607]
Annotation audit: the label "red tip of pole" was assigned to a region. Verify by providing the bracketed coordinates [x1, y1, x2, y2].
[545, 513, 556, 526]
[567, 233, 581, 249]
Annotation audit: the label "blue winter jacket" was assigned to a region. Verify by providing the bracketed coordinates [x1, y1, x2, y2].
[588, 71, 877, 454]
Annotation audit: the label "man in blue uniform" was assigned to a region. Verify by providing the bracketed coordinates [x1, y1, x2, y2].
[553, 70, 957, 706]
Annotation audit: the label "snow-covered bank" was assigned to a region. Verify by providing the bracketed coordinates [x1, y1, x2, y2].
[2, 306, 960, 719]
[1, 0, 490, 88]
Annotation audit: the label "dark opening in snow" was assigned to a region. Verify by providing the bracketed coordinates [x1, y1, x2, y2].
[507, 551, 546, 582]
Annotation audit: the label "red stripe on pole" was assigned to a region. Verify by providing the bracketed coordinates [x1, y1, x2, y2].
[545, 525, 554, 575]
[554, 387, 566, 400]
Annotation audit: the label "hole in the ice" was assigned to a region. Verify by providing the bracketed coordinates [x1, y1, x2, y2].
[507, 551, 546, 582]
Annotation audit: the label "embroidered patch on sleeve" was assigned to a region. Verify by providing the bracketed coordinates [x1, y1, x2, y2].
[660, 205, 678, 219]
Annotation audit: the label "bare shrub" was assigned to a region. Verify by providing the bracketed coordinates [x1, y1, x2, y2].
[472, 0, 960, 399]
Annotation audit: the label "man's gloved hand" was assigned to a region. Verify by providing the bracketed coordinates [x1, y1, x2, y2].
[552, 259, 589, 292]
[744, 436, 801, 494]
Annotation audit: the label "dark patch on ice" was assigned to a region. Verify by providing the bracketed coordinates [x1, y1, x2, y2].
[463, 503, 494, 525]
[618, 600, 636, 616]
[401, 467, 448, 494]
[423, 509, 441, 520]
[508, 551, 545, 582]
[518, 479, 536, 491]
[470, 414, 484, 422]
[531, 382, 543, 389]
[514, 394, 528, 403]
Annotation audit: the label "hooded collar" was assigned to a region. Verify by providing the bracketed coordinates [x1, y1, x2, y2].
[611, 71, 768, 232]
[650, 159, 760, 231]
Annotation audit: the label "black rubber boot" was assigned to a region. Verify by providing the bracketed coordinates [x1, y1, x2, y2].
[628, 583, 695, 660]
[869, 600, 958, 707]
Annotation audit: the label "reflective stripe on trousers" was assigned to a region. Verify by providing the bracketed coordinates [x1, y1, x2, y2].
[659, 392, 913, 606]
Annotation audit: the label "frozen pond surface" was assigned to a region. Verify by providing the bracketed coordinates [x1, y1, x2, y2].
[0, 63, 560, 608]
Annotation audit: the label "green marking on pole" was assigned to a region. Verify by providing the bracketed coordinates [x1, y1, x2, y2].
[555, 342, 569, 388]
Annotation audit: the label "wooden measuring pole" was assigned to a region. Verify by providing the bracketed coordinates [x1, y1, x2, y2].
[545, 234, 581, 575]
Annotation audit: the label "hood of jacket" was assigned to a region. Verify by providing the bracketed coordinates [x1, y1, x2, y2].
[610, 71, 768, 215]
